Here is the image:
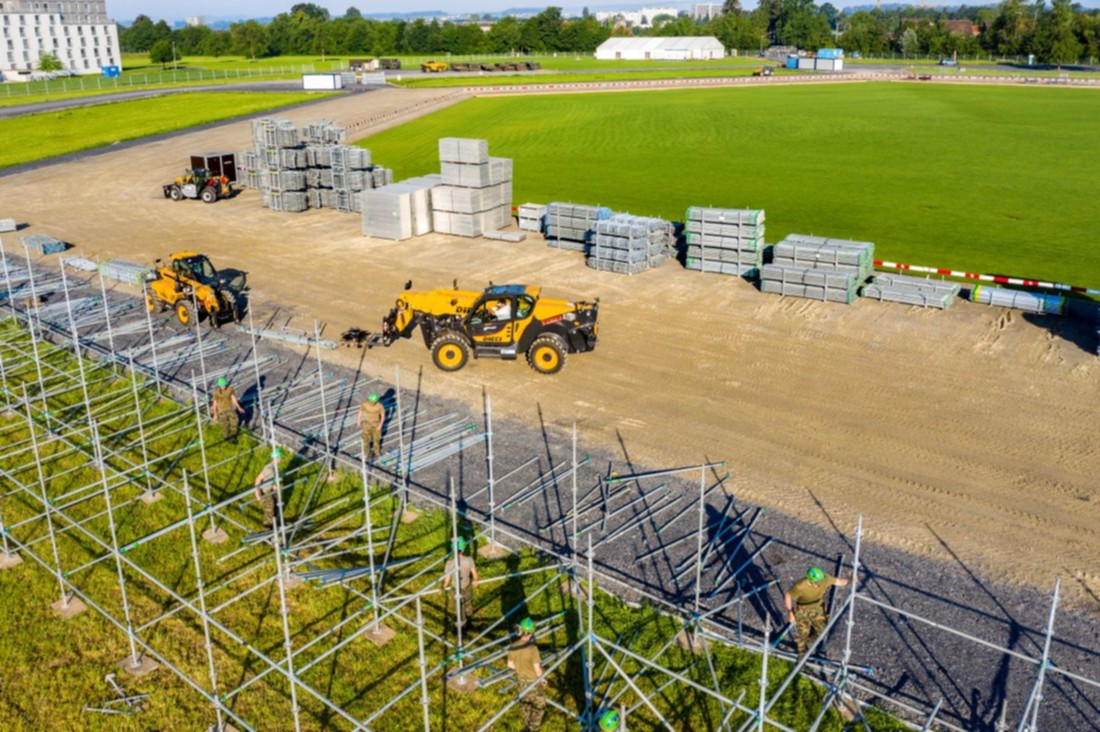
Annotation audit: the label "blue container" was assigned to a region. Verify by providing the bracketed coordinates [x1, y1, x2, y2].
[101, 65, 120, 78]
[817, 48, 843, 60]
[785, 56, 798, 69]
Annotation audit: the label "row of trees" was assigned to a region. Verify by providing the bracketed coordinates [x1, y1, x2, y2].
[120, 2, 1100, 66]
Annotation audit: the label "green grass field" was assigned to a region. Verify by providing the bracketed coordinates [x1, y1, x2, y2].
[0, 321, 905, 731]
[0, 91, 329, 168]
[360, 84, 1100, 286]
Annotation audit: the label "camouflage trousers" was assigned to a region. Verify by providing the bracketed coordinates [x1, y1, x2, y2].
[216, 411, 239, 440]
[794, 603, 828, 655]
[361, 427, 381, 460]
[518, 683, 546, 732]
[260, 491, 277, 528]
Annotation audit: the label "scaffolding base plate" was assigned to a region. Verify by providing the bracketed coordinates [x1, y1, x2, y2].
[138, 491, 164, 505]
[280, 572, 304, 590]
[364, 623, 396, 647]
[1, 410, 16, 420]
[206, 724, 240, 732]
[0, 552, 23, 570]
[118, 654, 159, 677]
[446, 673, 479, 694]
[400, 508, 421, 525]
[561, 579, 588, 602]
[51, 594, 88, 618]
[675, 630, 707, 653]
[202, 527, 230, 545]
[478, 542, 510, 560]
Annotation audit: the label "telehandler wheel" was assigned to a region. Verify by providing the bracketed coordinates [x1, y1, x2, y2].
[431, 333, 470, 372]
[176, 301, 195, 326]
[200, 186, 217, 204]
[168, 185, 183, 201]
[527, 334, 567, 375]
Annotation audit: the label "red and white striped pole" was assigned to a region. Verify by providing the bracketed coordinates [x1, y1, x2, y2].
[873, 260, 1100, 297]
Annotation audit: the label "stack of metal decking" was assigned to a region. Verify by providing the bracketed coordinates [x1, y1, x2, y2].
[98, 259, 152, 285]
[861, 273, 961, 309]
[431, 138, 513, 238]
[361, 175, 441, 241]
[20, 234, 66, 255]
[545, 202, 613, 251]
[684, 207, 765, 278]
[970, 285, 1064, 315]
[587, 213, 673, 275]
[518, 203, 546, 233]
[237, 118, 393, 214]
[761, 234, 875, 305]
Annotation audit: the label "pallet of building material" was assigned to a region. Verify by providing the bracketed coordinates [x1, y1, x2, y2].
[99, 259, 153, 285]
[61, 256, 99, 272]
[253, 118, 299, 149]
[278, 148, 308, 169]
[772, 235, 874, 281]
[263, 170, 307, 192]
[308, 188, 324, 209]
[547, 239, 589, 253]
[362, 180, 436, 239]
[440, 161, 495, 188]
[308, 145, 332, 168]
[685, 232, 765, 253]
[863, 273, 961, 303]
[484, 230, 526, 242]
[433, 210, 483, 238]
[0, 219, 16, 233]
[586, 258, 649, 275]
[303, 120, 346, 145]
[545, 203, 612, 244]
[330, 145, 371, 171]
[686, 206, 766, 227]
[20, 234, 66, 255]
[760, 264, 858, 304]
[685, 245, 763, 264]
[685, 258, 759, 278]
[687, 222, 767, 241]
[970, 285, 1064, 315]
[488, 157, 513, 185]
[371, 167, 394, 187]
[267, 191, 309, 213]
[518, 203, 546, 233]
[439, 138, 490, 165]
[860, 284, 956, 309]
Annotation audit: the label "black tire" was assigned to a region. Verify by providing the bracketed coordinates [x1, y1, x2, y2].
[431, 332, 470, 372]
[176, 301, 195, 326]
[527, 334, 567, 375]
[200, 186, 217, 204]
[169, 185, 183, 201]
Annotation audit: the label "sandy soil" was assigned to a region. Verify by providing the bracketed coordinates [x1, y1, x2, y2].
[3, 86, 1098, 611]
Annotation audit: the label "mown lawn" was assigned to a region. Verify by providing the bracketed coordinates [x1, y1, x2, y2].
[360, 83, 1100, 286]
[0, 92, 329, 168]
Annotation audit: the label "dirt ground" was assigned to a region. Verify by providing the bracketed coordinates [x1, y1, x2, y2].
[3, 86, 1098, 612]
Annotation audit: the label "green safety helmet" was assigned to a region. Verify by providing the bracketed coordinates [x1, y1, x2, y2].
[367, 392, 380, 403]
[807, 567, 825, 583]
[453, 537, 467, 552]
[518, 617, 535, 634]
[272, 447, 284, 461]
[599, 710, 621, 731]
[217, 377, 227, 388]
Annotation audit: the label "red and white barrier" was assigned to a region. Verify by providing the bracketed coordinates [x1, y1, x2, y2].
[874, 260, 1100, 297]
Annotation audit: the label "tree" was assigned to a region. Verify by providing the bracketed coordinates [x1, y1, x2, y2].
[200, 31, 231, 58]
[487, 16, 523, 53]
[150, 39, 174, 67]
[1034, 0, 1082, 63]
[37, 53, 63, 71]
[900, 27, 920, 57]
[120, 15, 156, 52]
[290, 3, 330, 22]
[723, 0, 742, 16]
[708, 12, 764, 51]
[344, 7, 362, 20]
[819, 3, 839, 30]
[230, 20, 272, 59]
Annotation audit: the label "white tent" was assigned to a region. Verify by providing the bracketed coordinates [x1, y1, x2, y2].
[595, 37, 725, 61]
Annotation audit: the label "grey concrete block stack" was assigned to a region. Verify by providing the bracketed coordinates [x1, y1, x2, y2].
[545, 202, 613, 251]
[432, 138, 513, 238]
[684, 207, 765, 278]
[237, 117, 393, 214]
[518, 203, 546, 233]
[761, 234, 875, 305]
[361, 175, 441, 241]
[861, 273, 961, 309]
[587, 214, 673, 275]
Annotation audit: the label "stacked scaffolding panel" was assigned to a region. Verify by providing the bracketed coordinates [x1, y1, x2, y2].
[545, 202, 613, 252]
[20, 234, 66, 254]
[760, 265, 860, 304]
[587, 214, 674, 275]
[361, 176, 441, 241]
[238, 117, 392, 215]
[772, 234, 875, 281]
[432, 138, 513, 238]
[970, 285, 1065, 315]
[684, 207, 765, 277]
[861, 273, 961, 309]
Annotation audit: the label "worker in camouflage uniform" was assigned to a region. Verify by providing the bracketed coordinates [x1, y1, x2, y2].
[253, 447, 284, 529]
[784, 566, 849, 656]
[210, 376, 244, 443]
[441, 537, 478, 628]
[355, 392, 386, 462]
[507, 617, 547, 732]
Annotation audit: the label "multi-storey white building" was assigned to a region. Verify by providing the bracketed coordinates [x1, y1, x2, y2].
[1, 0, 121, 78]
[691, 3, 724, 21]
[595, 7, 681, 29]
